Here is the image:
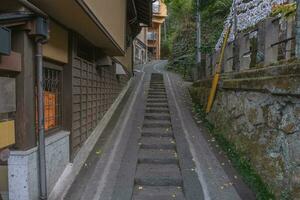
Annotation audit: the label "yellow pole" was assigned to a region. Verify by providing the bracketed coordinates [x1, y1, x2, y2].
[206, 25, 232, 113]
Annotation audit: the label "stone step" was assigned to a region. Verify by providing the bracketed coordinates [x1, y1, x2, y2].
[148, 91, 166, 94]
[148, 93, 167, 97]
[150, 85, 165, 88]
[149, 89, 165, 92]
[144, 113, 170, 120]
[135, 164, 182, 186]
[147, 98, 168, 102]
[147, 97, 167, 101]
[148, 93, 166, 96]
[146, 104, 169, 109]
[148, 94, 167, 98]
[145, 108, 169, 114]
[138, 149, 178, 164]
[143, 121, 171, 128]
[147, 99, 168, 103]
[140, 137, 175, 149]
[149, 87, 165, 89]
[141, 131, 173, 138]
[132, 186, 185, 200]
[141, 127, 173, 137]
[142, 127, 172, 134]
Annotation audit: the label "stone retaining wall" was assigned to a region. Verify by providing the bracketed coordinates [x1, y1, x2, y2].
[190, 63, 300, 198]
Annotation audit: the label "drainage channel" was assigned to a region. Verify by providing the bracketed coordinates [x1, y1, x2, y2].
[132, 73, 185, 200]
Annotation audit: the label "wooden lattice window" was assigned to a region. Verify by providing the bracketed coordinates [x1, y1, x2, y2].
[43, 68, 62, 132]
[36, 68, 62, 133]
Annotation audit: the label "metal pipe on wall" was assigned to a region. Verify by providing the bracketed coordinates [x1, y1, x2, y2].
[0, 7, 49, 198]
[17, 1, 49, 198]
[36, 40, 47, 200]
[36, 39, 47, 200]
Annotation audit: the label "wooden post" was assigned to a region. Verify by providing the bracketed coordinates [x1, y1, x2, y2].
[13, 31, 37, 150]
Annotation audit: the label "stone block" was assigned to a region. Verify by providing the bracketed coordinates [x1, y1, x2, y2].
[279, 106, 299, 134]
[238, 34, 250, 71]
[224, 42, 233, 73]
[264, 18, 279, 66]
[287, 133, 300, 165]
[8, 131, 70, 200]
[285, 18, 294, 60]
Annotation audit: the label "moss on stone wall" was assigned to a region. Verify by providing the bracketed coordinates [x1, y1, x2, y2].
[189, 64, 300, 199]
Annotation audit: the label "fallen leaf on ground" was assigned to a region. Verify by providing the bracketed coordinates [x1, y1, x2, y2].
[95, 150, 102, 155]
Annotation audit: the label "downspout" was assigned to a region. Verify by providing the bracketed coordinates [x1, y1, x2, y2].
[0, 9, 49, 200]
[16, 1, 49, 198]
[36, 37, 47, 200]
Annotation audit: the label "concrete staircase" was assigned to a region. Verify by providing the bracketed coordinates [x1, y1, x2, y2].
[132, 73, 186, 200]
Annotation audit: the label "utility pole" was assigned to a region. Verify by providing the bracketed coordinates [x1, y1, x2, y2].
[296, 0, 300, 58]
[196, 0, 201, 79]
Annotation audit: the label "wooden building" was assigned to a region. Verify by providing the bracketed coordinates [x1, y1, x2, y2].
[0, 1, 152, 199]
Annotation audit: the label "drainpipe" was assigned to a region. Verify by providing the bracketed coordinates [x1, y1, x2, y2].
[36, 38, 47, 200]
[17, 1, 49, 198]
[1, 3, 49, 198]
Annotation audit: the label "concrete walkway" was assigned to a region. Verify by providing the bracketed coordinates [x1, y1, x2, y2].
[64, 61, 254, 200]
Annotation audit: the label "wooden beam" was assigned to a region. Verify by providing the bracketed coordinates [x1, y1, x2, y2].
[13, 31, 36, 150]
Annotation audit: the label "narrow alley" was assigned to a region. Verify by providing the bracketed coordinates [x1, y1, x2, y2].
[1, 0, 300, 200]
[64, 61, 254, 200]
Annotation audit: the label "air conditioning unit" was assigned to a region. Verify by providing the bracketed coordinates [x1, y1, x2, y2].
[0, 27, 11, 55]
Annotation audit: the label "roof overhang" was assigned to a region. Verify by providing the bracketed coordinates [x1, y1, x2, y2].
[135, 0, 152, 26]
[27, 0, 125, 56]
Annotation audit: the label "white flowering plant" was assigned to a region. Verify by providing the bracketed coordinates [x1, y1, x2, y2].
[215, 0, 291, 50]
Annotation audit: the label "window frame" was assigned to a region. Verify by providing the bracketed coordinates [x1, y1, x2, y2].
[42, 60, 64, 136]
